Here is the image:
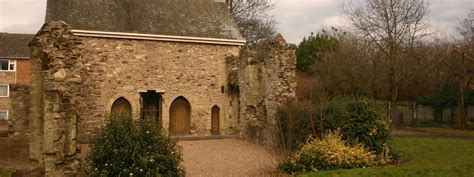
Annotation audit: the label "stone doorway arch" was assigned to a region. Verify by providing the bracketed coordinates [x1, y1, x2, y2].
[211, 105, 220, 135]
[111, 97, 132, 117]
[169, 96, 191, 136]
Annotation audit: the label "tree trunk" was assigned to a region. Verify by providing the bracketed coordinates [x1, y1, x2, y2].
[459, 77, 467, 130]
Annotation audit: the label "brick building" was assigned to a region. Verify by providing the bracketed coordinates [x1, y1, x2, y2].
[0, 33, 33, 136]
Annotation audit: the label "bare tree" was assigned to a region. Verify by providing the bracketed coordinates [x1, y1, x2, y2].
[342, 0, 430, 101]
[226, 0, 277, 48]
[450, 9, 474, 129]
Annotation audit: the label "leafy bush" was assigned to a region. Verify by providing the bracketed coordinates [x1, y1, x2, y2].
[323, 97, 392, 155]
[277, 101, 323, 150]
[277, 97, 397, 160]
[280, 130, 380, 174]
[84, 116, 185, 177]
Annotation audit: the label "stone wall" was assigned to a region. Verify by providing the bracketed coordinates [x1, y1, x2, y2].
[239, 37, 297, 146]
[76, 35, 239, 142]
[29, 21, 82, 176]
[8, 85, 30, 135]
[28, 21, 297, 175]
[28, 21, 242, 176]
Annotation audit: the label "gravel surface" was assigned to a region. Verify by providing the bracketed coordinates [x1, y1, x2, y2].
[0, 136, 287, 176]
[178, 138, 286, 177]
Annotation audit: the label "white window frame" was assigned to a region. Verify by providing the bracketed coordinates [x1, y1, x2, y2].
[0, 110, 8, 120]
[0, 59, 16, 72]
[0, 84, 9, 97]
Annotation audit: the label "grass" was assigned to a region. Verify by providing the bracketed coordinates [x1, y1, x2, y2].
[415, 127, 474, 138]
[300, 137, 474, 177]
[0, 169, 11, 177]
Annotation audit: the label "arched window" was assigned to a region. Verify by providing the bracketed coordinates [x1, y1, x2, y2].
[169, 96, 191, 136]
[111, 97, 132, 117]
[211, 105, 220, 135]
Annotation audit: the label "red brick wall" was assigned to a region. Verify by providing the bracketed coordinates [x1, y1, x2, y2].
[16, 60, 30, 86]
[0, 72, 15, 84]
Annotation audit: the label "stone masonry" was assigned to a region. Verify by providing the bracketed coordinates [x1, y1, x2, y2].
[28, 20, 296, 176]
[29, 21, 82, 176]
[238, 36, 297, 146]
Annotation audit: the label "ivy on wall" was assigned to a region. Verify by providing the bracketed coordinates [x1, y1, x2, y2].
[417, 90, 474, 122]
[417, 90, 474, 109]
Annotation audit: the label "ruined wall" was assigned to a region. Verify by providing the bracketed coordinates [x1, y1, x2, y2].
[29, 21, 82, 176]
[239, 37, 297, 146]
[8, 85, 30, 135]
[29, 20, 241, 175]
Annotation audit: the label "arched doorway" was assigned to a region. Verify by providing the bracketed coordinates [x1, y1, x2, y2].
[169, 96, 191, 136]
[211, 105, 220, 135]
[111, 97, 132, 117]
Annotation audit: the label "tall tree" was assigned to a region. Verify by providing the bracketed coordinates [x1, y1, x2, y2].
[226, 0, 277, 48]
[451, 9, 474, 129]
[296, 30, 339, 74]
[342, 0, 430, 101]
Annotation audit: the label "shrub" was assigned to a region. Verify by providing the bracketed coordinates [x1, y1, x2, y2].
[323, 97, 392, 155]
[279, 130, 379, 174]
[277, 96, 397, 161]
[277, 101, 323, 150]
[84, 116, 185, 177]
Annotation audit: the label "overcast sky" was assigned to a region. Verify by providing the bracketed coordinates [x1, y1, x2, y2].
[0, 0, 472, 44]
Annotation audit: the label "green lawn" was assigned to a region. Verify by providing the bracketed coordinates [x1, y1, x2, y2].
[0, 169, 11, 177]
[415, 127, 474, 138]
[301, 137, 474, 177]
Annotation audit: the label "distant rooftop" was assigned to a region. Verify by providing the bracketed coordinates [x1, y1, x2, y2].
[0, 33, 34, 59]
[45, 0, 244, 40]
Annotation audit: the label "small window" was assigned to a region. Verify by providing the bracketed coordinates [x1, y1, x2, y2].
[0, 85, 9, 97]
[0, 59, 15, 71]
[0, 111, 7, 120]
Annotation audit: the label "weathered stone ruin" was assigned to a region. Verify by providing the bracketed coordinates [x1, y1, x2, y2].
[21, 0, 296, 176]
[237, 36, 297, 145]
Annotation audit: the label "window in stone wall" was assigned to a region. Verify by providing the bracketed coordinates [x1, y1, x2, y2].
[0, 59, 15, 71]
[0, 111, 7, 120]
[0, 85, 8, 97]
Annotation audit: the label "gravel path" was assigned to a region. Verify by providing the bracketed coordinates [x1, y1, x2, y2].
[178, 138, 286, 177]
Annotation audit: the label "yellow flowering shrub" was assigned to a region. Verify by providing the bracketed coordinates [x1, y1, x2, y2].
[280, 130, 386, 174]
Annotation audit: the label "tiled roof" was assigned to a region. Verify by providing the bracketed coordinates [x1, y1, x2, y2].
[0, 33, 34, 59]
[45, 0, 244, 40]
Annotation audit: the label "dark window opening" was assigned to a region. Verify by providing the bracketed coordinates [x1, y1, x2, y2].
[0, 60, 9, 70]
[140, 90, 162, 126]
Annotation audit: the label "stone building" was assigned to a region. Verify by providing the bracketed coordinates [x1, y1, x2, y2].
[0, 33, 33, 136]
[23, 0, 296, 175]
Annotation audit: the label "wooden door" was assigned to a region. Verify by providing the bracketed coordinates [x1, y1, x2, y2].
[169, 97, 191, 135]
[111, 97, 132, 117]
[211, 106, 220, 135]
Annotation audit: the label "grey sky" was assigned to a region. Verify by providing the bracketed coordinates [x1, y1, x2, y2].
[1, 0, 473, 44]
